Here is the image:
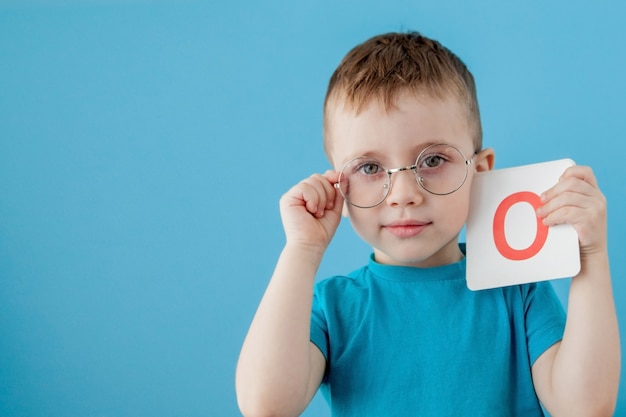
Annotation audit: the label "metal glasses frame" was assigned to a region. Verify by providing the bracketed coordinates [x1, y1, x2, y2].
[334, 143, 478, 208]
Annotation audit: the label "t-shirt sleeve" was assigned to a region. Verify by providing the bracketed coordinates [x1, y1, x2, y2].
[524, 281, 567, 365]
[310, 285, 330, 361]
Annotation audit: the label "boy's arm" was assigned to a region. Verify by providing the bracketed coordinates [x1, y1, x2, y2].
[531, 166, 621, 417]
[236, 171, 343, 417]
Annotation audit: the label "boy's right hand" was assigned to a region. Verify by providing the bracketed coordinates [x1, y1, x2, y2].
[279, 170, 344, 252]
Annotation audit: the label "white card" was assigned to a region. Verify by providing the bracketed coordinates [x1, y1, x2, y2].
[466, 159, 580, 291]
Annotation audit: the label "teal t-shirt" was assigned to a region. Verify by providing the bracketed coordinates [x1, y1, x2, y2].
[310, 248, 566, 416]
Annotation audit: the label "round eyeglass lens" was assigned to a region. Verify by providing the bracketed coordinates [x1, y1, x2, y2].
[415, 144, 469, 195]
[337, 144, 471, 208]
[337, 157, 390, 208]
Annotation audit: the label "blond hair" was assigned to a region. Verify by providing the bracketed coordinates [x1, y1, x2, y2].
[323, 31, 482, 154]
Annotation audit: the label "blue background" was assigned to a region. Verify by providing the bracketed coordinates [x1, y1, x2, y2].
[1, 0, 624, 416]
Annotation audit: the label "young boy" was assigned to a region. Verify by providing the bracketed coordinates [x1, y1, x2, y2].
[236, 32, 620, 416]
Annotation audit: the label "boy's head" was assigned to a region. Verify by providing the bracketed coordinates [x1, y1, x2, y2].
[323, 31, 482, 157]
[322, 31, 494, 268]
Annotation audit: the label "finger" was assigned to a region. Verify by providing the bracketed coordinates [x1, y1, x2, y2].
[538, 186, 604, 221]
[311, 170, 341, 210]
[298, 181, 325, 217]
[320, 170, 345, 209]
[540, 201, 606, 250]
[299, 174, 339, 217]
[559, 165, 598, 188]
[313, 173, 338, 210]
[540, 174, 598, 207]
[282, 179, 322, 212]
[538, 188, 606, 235]
[322, 169, 341, 184]
[540, 201, 583, 227]
[305, 172, 342, 212]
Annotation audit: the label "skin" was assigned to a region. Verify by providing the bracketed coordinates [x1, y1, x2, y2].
[236, 92, 620, 417]
[328, 93, 492, 268]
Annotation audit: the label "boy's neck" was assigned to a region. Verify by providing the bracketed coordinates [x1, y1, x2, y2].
[373, 241, 465, 269]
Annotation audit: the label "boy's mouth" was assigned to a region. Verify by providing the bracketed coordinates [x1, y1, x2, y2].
[383, 220, 431, 238]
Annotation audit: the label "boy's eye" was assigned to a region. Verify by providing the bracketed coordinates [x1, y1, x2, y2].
[420, 154, 446, 168]
[357, 162, 384, 175]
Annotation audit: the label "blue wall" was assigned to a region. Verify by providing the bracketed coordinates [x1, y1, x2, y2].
[1, 1, 624, 416]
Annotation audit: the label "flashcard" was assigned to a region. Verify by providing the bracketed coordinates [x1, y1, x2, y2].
[466, 159, 580, 291]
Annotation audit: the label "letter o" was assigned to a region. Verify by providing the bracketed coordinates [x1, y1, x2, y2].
[493, 191, 549, 261]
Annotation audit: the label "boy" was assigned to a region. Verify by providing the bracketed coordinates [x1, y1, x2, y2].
[236, 32, 620, 416]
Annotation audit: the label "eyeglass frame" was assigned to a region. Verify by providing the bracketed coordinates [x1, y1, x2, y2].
[333, 143, 480, 209]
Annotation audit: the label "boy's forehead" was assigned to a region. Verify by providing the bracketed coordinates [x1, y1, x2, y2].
[324, 93, 474, 166]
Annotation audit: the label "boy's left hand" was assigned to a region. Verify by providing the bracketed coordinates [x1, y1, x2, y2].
[536, 165, 607, 258]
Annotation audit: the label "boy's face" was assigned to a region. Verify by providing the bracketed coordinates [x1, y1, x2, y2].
[327, 92, 494, 268]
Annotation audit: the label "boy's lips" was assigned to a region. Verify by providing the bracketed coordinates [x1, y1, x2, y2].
[383, 220, 431, 238]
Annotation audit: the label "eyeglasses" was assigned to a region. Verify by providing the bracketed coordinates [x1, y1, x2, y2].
[334, 143, 476, 208]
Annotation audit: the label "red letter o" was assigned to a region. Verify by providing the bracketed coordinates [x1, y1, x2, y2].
[493, 191, 548, 261]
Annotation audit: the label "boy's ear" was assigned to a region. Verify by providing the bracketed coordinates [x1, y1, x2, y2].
[474, 148, 495, 172]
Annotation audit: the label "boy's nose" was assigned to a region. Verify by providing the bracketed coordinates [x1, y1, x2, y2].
[385, 169, 425, 207]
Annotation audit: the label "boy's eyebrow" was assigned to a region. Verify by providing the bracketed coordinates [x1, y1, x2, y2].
[337, 150, 385, 167]
[340, 142, 440, 166]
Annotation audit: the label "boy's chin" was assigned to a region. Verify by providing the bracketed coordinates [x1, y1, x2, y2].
[373, 243, 463, 268]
